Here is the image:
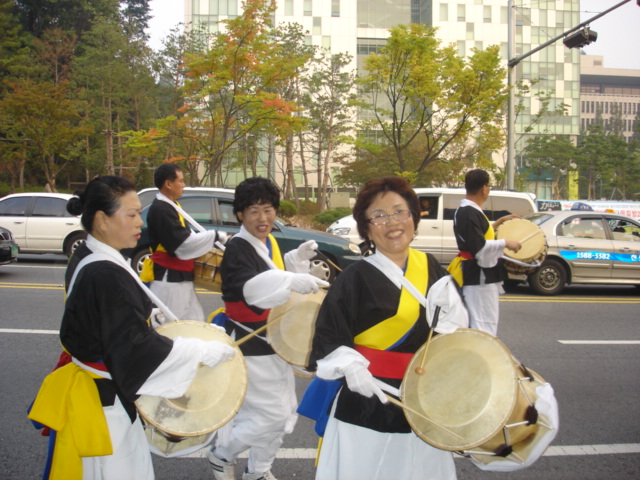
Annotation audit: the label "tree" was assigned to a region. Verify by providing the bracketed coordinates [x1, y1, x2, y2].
[356, 24, 508, 181]
[523, 135, 577, 199]
[178, 0, 305, 186]
[575, 124, 613, 200]
[301, 50, 358, 211]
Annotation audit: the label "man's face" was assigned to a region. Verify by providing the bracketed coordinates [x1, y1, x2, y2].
[164, 170, 185, 201]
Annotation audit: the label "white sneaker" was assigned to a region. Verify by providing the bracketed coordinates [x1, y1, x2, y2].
[241, 470, 278, 480]
[207, 449, 236, 480]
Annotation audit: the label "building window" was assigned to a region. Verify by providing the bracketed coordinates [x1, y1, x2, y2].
[466, 22, 474, 40]
[439, 3, 448, 21]
[457, 41, 465, 57]
[484, 6, 491, 23]
[332, 0, 340, 17]
[304, 0, 312, 16]
[313, 17, 321, 35]
[322, 36, 331, 50]
[285, 0, 293, 15]
[457, 4, 465, 21]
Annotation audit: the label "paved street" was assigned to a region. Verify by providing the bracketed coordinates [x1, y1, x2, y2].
[1, 254, 638, 479]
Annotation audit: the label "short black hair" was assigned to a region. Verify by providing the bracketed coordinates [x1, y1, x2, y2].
[465, 169, 490, 195]
[154, 163, 181, 190]
[233, 177, 280, 218]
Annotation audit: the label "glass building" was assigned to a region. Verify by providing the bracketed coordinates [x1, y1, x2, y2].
[184, 1, 582, 187]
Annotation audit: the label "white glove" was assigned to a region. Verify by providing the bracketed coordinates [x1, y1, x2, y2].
[343, 363, 388, 404]
[290, 273, 330, 294]
[296, 240, 319, 261]
[215, 231, 228, 245]
[150, 308, 167, 328]
[201, 341, 235, 368]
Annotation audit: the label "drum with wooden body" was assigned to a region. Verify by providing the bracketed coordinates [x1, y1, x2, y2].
[401, 329, 556, 466]
[193, 249, 224, 293]
[495, 218, 547, 275]
[136, 320, 247, 457]
[266, 289, 327, 373]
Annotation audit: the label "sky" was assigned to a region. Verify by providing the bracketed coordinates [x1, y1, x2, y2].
[147, 0, 640, 70]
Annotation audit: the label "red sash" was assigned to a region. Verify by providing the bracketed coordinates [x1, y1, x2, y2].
[224, 301, 269, 323]
[151, 251, 195, 272]
[354, 344, 414, 379]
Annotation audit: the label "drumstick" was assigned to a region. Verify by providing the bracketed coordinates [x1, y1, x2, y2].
[311, 248, 343, 272]
[415, 306, 441, 375]
[384, 394, 463, 440]
[518, 230, 541, 245]
[232, 314, 287, 347]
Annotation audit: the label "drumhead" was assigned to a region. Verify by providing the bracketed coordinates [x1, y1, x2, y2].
[402, 329, 519, 451]
[495, 219, 546, 263]
[266, 289, 327, 368]
[136, 320, 247, 438]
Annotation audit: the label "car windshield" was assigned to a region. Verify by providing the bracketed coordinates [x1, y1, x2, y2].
[525, 212, 554, 226]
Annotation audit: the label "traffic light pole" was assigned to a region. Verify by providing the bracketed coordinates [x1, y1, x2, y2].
[505, 0, 632, 190]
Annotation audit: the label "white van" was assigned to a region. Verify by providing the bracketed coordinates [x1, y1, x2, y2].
[326, 188, 538, 265]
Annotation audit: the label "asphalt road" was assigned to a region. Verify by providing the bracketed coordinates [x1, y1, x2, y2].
[1, 254, 638, 479]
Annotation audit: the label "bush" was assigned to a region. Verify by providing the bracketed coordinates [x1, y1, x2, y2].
[314, 208, 352, 227]
[299, 200, 320, 215]
[278, 200, 298, 218]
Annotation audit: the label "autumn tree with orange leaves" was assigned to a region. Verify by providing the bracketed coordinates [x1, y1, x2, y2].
[177, 0, 307, 187]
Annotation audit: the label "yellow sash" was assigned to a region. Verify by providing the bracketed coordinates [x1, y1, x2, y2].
[447, 214, 495, 287]
[268, 234, 285, 270]
[28, 363, 113, 480]
[140, 201, 188, 283]
[354, 249, 428, 350]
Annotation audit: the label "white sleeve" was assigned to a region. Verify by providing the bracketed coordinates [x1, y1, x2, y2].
[175, 230, 217, 260]
[136, 337, 208, 398]
[475, 239, 506, 268]
[243, 269, 296, 309]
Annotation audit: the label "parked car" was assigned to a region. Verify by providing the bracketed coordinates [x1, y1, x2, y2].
[124, 188, 363, 283]
[0, 226, 19, 265]
[327, 187, 538, 265]
[524, 210, 640, 295]
[0, 193, 86, 256]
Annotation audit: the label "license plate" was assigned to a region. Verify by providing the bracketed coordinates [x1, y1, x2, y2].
[11, 245, 18, 257]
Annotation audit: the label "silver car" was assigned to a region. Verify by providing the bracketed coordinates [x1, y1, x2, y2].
[525, 210, 640, 295]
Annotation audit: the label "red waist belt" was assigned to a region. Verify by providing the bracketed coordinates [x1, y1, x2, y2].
[456, 251, 474, 260]
[354, 344, 414, 379]
[225, 301, 269, 323]
[151, 251, 194, 272]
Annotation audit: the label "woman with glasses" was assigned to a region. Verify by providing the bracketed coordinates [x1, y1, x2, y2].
[305, 177, 463, 480]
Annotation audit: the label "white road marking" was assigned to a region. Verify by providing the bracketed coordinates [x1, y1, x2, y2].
[559, 340, 640, 345]
[0, 328, 58, 335]
[184, 444, 640, 459]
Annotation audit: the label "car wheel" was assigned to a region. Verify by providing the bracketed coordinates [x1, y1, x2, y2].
[64, 232, 87, 257]
[309, 253, 337, 284]
[131, 249, 151, 275]
[528, 258, 566, 296]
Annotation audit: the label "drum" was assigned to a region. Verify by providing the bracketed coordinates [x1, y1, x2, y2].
[266, 289, 327, 369]
[495, 218, 547, 275]
[402, 329, 555, 463]
[136, 320, 247, 457]
[193, 249, 224, 292]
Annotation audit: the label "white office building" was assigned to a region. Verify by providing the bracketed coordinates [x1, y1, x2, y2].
[184, 1, 583, 188]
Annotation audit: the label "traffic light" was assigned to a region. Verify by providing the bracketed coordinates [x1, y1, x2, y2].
[563, 27, 598, 49]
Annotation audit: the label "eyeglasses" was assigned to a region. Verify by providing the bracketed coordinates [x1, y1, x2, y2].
[367, 209, 412, 226]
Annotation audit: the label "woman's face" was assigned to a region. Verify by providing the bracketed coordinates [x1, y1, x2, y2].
[366, 191, 415, 262]
[95, 191, 143, 250]
[237, 202, 277, 243]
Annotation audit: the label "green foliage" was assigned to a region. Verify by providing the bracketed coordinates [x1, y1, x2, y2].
[278, 200, 298, 218]
[299, 200, 320, 215]
[314, 208, 352, 227]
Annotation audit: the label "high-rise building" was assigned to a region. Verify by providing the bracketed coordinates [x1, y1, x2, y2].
[184, 1, 582, 188]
